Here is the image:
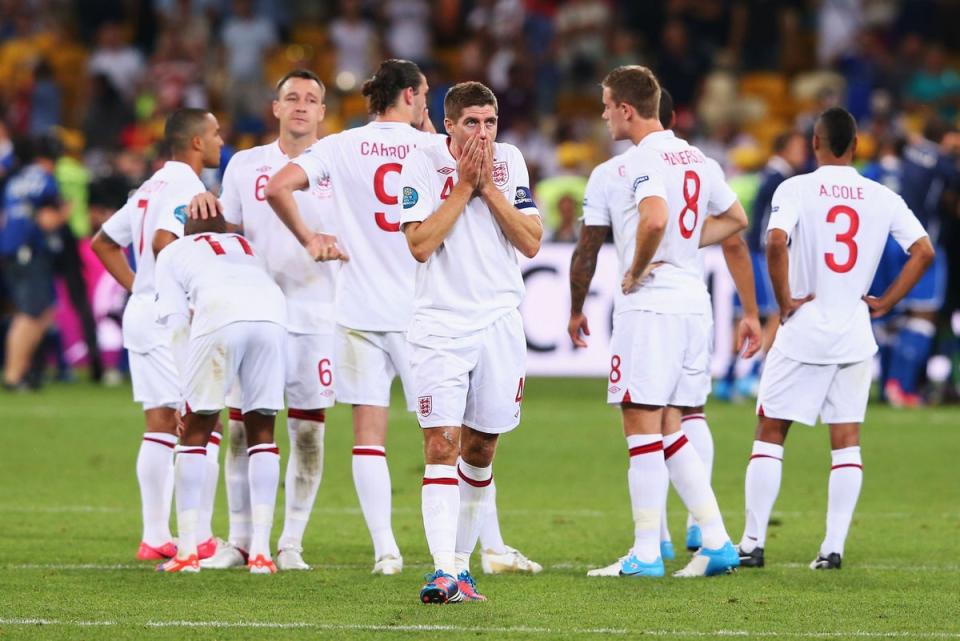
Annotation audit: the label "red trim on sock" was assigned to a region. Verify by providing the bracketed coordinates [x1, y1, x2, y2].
[208, 434, 222, 446]
[749, 454, 783, 462]
[288, 408, 326, 422]
[143, 436, 176, 449]
[681, 414, 706, 422]
[664, 435, 689, 460]
[178, 447, 207, 455]
[422, 477, 458, 486]
[352, 448, 386, 457]
[248, 447, 280, 456]
[628, 441, 663, 457]
[458, 466, 493, 487]
[228, 408, 243, 421]
[831, 463, 863, 471]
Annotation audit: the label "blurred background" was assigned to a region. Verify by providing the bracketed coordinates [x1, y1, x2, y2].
[0, 0, 958, 407]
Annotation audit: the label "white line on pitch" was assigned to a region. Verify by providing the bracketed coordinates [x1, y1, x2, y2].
[2, 619, 958, 638]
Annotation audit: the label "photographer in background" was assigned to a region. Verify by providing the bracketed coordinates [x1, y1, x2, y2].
[0, 135, 69, 391]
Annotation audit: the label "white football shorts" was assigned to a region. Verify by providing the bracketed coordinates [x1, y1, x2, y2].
[408, 309, 526, 434]
[226, 331, 335, 412]
[606, 310, 712, 408]
[185, 321, 286, 415]
[334, 324, 416, 411]
[756, 347, 871, 426]
[129, 346, 180, 410]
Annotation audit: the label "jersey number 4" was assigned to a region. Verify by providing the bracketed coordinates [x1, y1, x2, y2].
[824, 205, 859, 273]
[194, 234, 254, 256]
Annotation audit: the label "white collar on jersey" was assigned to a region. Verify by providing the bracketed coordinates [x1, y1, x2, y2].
[636, 129, 676, 149]
[163, 160, 199, 176]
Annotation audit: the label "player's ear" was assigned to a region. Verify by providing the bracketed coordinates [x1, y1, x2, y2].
[318, 103, 326, 122]
[849, 134, 858, 158]
[271, 99, 281, 120]
[443, 118, 454, 136]
[811, 133, 821, 153]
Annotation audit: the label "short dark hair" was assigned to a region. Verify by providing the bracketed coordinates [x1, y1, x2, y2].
[275, 69, 325, 98]
[165, 108, 211, 153]
[816, 107, 857, 157]
[361, 59, 423, 115]
[444, 81, 498, 122]
[602, 65, 660, 120]
[184, 213, 226, 236]
[773, 130, 802, 154]
[658, 88, 674, 129]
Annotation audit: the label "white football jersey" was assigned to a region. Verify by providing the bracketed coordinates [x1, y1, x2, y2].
[154, 231, 286, 339]
[768, 165, 927, 364]
[221, 140, 336, 335]
[292, 122, 445, 331]
[399, 140, 540, 337]
[622, 130, 737, 315]
[100, 161, 204, 351]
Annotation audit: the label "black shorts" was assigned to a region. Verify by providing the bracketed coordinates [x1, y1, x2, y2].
[1, 249, 56, 318]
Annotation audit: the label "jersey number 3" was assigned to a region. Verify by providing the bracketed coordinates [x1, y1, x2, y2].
[824, 205, 859, 273]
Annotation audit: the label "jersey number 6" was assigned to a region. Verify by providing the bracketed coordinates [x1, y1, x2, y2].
[824, 205, 859, 273]
[373, 162, 403, 232]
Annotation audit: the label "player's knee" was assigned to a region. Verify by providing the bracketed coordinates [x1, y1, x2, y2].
[423, 427, 459, 464]
[460, 430, 497, 467]
[755, 417, 789, 444]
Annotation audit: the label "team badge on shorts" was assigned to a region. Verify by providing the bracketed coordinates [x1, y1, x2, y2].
[418, 395, 433, 418]
[493, 161, 509, 187]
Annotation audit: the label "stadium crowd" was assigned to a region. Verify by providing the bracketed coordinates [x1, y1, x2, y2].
[1, 0, 959, 405]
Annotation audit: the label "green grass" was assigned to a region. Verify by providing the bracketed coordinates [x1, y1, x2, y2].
[1, 378, 958, 640]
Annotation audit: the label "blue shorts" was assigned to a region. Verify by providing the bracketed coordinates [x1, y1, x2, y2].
[734, 251, 778, 316]
[869, 236, 946, 312]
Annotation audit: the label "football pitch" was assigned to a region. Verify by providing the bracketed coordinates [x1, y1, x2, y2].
[2, 378, 958, 640]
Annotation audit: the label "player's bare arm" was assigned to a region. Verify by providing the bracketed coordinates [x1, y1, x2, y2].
[403, 136, 482, 262]
[766, 228, 814, 322]
[622, 196, 668, 294]
[720, 233, 762, 357]
[265, 162, 347, 262]
[91, 230, 135, 292]
[478, 141, 542, 258]
[863, 236, 935, 318]
[568, 225, 608, 348]
[152, 229, 178, 258]
[699, 200, 749, 247]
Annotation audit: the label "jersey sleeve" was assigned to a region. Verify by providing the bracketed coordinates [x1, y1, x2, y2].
[154, 180, 202, 238]
[291, 142, 332, 192]
[888, 192, 929, 252]
[581, 164, 612, 226]
[219, 155, 243, 226]
[510, 147, 540, 218]
[398, 150, 435, 225]
[626, 149, 667, 206]
[705, 158, 738, 216]
[100, 199, 135, 247]
[766, 179, 800, 238]
[153, 244, 189, 323]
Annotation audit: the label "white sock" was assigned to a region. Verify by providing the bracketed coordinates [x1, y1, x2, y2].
[455, 458, 493, 574]
[681, 413, 714, 529]
[248, 443, 280, 559]
[224, 412, 250, 550]
[821, 446, 863, 557]
[173, 444, 207, 558]
[740, 440, 784, 552]
[352, 445, 400, 560]
[422, 464, 459, 576]
[137, 432, 177, 546]
[626, 434, 667, 563]
[278, 412, 325, 551]
[660, 498, 672, 544]
[663, 431, 729, 550]
[478, 479, 507, 554]
[196, 431, 220, 544]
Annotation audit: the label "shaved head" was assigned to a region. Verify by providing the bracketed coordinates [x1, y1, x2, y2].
[165, 108, 213, 153]
[184, 214, 226, 236]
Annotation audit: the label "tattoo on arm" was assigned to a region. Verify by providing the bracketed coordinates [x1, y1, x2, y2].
[569, 226, 609, 314]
